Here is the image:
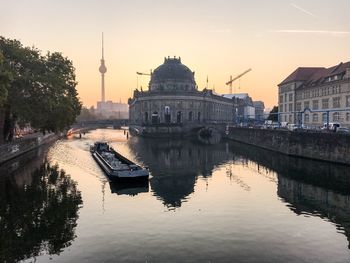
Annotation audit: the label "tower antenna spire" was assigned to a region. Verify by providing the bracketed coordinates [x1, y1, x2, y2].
[99, 32, 107, 102]
[102, 32, 104, 59]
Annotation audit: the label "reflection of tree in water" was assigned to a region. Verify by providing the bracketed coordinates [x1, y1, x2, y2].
[0, 162, 83, 262]
[128, 137, 232, 209]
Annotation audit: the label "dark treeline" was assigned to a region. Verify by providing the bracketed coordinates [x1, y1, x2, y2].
[0, 37, 82, 141]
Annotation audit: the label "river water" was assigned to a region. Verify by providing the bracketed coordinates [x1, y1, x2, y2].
[1, 128, 350, 262]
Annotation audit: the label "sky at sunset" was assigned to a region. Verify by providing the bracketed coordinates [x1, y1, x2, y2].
[2, 0, 350, 108]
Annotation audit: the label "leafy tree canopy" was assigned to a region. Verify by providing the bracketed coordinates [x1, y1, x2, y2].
[0, 36, 82, 139]
[267, 106, 278, 121]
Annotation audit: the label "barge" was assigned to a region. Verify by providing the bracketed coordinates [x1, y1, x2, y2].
[90, 142, 149, 181]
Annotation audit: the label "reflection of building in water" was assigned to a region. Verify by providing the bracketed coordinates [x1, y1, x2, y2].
[128, 137, 233, 208]
[278, 176, 350, 249]
[227, 140, 350, 249]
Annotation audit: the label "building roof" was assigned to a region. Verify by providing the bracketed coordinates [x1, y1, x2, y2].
[222, 93, 249, 99]
[149, 57, 196, 92]
[279, 61, 350, 87]
[279, 67, 324, 86]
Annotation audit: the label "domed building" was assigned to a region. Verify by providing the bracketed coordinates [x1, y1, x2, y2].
[128, 57, 234, 134]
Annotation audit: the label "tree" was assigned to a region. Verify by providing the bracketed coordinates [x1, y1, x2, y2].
[0, 37, 82, 141]
[76, 106, 96, 121]
[0, 52, 11, 107]
[267, 106, 278, 121]
[0, 162, 82, 262]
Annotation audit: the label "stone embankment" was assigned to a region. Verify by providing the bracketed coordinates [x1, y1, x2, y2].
[227, 127, 350, 165]
[0, 133, 59, 164]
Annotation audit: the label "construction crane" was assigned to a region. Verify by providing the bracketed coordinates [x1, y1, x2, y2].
[136, 70, 152, 90]
[136, 71, 151, 76]
[226, 68, 252, 94]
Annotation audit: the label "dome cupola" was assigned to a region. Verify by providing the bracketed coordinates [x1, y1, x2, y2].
[149, 56, 196, 92]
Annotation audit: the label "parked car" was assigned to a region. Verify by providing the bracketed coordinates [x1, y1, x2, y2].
[287, 124, 302, 131]
[336, 127, 350, 133]
[321, 122, 341, 131]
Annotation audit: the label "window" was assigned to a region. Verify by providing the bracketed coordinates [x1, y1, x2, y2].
[289, 115, 292, 123]
[304, 114, 309, 123]
[322, 99, 329, 109]
[322, 113, 327, 122]
[304, 101, 310, 110]
[176, 111, 182, 123]
[188, 111, 193, 121]
[312, 113, 318, 123]
[280, 104, 284, 112]
[279, 95, 283, 103]
[346, 96, 350, 107]
[289, 93, 293, 102]
[333, 97, 341, 108]
[312, 100, 319, 110]
[333, 112, 340, 122]
[296, 102, 301, 111]
[306, 91, 310, 99]
[346, 113, 350, 122]
[289, 103, 293, 112]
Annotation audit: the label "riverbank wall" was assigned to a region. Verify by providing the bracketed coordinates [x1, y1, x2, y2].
[0, 133, 59, 164]
[227, 127, 350, 165]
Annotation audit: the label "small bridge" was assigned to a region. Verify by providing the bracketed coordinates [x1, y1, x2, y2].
[68, 119, 129, 135]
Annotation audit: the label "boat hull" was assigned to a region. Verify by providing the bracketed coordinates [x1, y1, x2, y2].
[92, 151, 149, 182]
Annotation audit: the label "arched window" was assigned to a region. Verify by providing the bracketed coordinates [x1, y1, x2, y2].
[177, 111, 182, 123]
[152, 111, 159, 125]
[322, 113, 327, 122]
[188, 111, 193, 121]
[164, 106, 171, 124]
[312, 113, 318, 123]
[333, 112, 340, 122]
[304, 114, 309, 123]
[144, 112, 149, 123]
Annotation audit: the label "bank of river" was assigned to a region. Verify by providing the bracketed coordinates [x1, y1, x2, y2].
[1, 129, 350, 262]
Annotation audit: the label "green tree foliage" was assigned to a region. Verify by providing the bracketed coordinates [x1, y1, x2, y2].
[0, 162, 82, 262]
[0, 37, 82, 140]
[76, 106, 97, 121]
[267, 106, 278, 121]
[0, 52, 11, 107]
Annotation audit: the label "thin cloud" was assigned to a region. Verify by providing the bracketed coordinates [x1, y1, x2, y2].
[290, 3, 316, 18]
[209, 28, 231, 34]
[271, 30, 350, 36]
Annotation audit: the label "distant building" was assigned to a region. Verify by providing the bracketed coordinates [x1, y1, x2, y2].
[128, 57, 234, 129]
[223, 93, 265, 121]
[253, 101, 265, 121]
[278, 61, 350, 127]
[96, 100, 128, 119]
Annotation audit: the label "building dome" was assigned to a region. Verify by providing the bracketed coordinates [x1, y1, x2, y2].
[149, 57, 196, 92]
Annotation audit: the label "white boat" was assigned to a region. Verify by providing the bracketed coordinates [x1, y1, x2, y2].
[90, 142, 149, 181]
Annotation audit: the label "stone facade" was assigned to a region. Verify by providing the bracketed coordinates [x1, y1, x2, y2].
[228, 127, 350, 165]
[278, 62, 350, 127]
[129, 57, 234, 127]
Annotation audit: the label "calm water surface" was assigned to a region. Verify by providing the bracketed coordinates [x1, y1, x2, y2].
[1, 128, 350, 262]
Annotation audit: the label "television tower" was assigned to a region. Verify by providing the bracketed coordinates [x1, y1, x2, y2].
[99, 32, 107, 102]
